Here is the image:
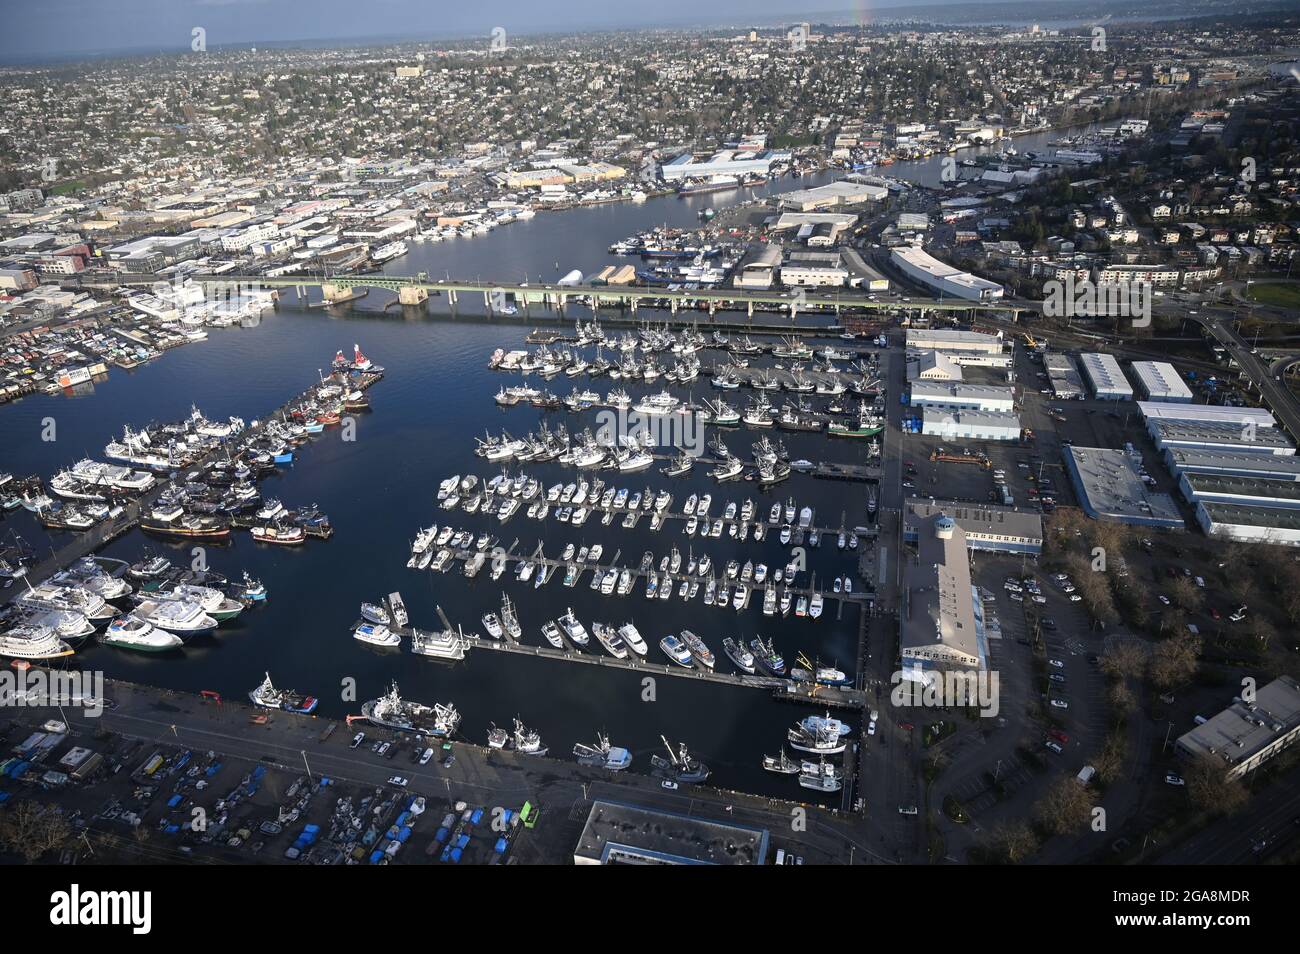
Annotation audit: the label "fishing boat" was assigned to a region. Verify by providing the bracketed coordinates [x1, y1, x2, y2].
[750, 636, 785, 674]
[250, 524, 306, 546]
[362, 682, 458, 735]
[651, 736, 710, 784]
[799, 758, 844, 793]
[574, 732, 633, 771]
[248, 672, 318, 714]
[360, 602, 391, 626]
[762, 750, 800, 775]
[722, 637, 756, 673]
[787, 713, 851, 755]
[680, 630, 715, 668]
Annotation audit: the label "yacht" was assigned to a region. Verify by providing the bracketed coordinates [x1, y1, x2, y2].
[618, 622, 648, 655]
[0, 621, 74, 659]
[102, 616, 183, 653]
[482, 612, 504, 640]
[558, 608, 589, 646]
[410, 626, 468, 660]
[659, 633, 693, 667]
[353, 622, 401, 647]
[680, 630, 715, 668]
[19, 582, 115, 623]
[541, 620, 565, 649]
[131, 598, 218, 634]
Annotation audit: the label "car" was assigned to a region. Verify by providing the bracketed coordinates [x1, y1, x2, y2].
[419, 747, 434, 765]
[1031, 595, 1047, 604]
[1040, 618, 1058, 630]
[1209, 607, 1221, 620]
[1049, 658, 1064, 668]
[902, 480, 915, 489]
[661, 780, 679, 790]
[867, 722, 877, 736]
[898, 722, 915, 731]
[350, 732, 365, 749]
[1060, 584, 1075, 593]
[898, 805, 918, 815]
[1164, 774, 1185, 787]
[1004, 583, 1022, 592]
[1230, 605, 1248, 622]
[1049, 674, 1066, 683]
[1009, 592, 1024, 602]
[387, 776, 408, 788]
[1068, 595, 1082, 602]
[1050, 699, 1069, 710]
[377, 742, 391, 756]
[441, 754, 455, 769]
[1049, 729, 1070, 744]
[1045, 741, 1063, 754]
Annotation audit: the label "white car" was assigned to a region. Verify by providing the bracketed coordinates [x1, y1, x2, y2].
[1164, 774, 1185, 787]
[661, 780, 679, 790]
[1049, 659, 1064, 669]
[1045, 741, 1063, 754]
[1031, 595, 1047, 604]
[1009, 592, 1024, 602]
[867, 722, 877, 737]
[1158, 595, 1171, 605]
[1050, 699, 1069, 710]
[419, 747, 434, 765]
[1068, 595, 1082, 602]
[387, 776, 409, 788]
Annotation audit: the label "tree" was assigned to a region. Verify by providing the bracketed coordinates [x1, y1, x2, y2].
[0, 800, 71, 862]
[1148, 633, 1202, 693]
[986, 822, 1039, 863]
[1093, 732, 1128, 784]
[1101, 642, 1146, 682]
[1169, 576, 1202, 613]
[1185, 754, 1249, 815]
[1034, 777, 1094, 836]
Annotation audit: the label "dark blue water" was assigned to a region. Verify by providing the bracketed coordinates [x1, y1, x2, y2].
[3, 138, 1096, 797]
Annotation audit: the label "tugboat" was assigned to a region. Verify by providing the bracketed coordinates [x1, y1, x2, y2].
[651, 736, 711, 784]
[248, 672, 318, 714]
[361, 682, 459, 735]
[574, 732, 633, 771]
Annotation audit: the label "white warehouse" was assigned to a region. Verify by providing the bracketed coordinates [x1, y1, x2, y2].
[921, 407, 1022, 440]
[909, 382, 1015, 413]
[1079, 352, 1133, 400]
[1130, 361, 1193, 402]
[890, 246, 1004, 301]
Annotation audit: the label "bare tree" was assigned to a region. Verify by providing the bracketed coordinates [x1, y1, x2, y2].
[1148, 633, 1202, 693]
[1185, 754, 1249, 815]
[1033, 777, 1094, 836]
[0, 800, 71, 862]
[986, 822, 1039, 864]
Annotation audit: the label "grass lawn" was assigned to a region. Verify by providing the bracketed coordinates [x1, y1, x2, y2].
[1246, 282, 1300, 309]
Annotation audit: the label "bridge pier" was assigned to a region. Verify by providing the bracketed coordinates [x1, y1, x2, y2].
[398, 286, 428, 306]
[320, 283, 352, 303]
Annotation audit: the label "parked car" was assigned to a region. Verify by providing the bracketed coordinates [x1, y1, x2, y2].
[1050, 699, 1069, 710]
[1049, 658, 1064, 668]
[350, 732, 365, 749]
[1164, 774, 1185, 787]
[1045, 741, 1063, 754]
[387, 776, 408, 788]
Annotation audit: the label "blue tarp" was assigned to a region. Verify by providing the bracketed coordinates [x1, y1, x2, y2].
[495, 837, 508, 853]
[469, 808, 483, 825]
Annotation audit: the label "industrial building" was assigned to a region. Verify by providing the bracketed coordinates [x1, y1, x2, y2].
[1163, 448, 1300, 482]
[1044, 352, 1085, 400]
[573, 800, 770, 865]
[920, 407, 1022, 441]
[1195, 502, 1300, 546]
[1078, 352, 1133, 400]
[903, 498, 1043, 554]
[1146, 419, 1296, 456]
[900, 514, 986, 672]
[1130, 361, 1194, 402]
[1063, 446, 1184, 526]
[780, 252, 849, 287]
[1174, 676, 1300, 780]
[1139, 402, 1277, 430]
[779, 179, 887, 211]
[1178, 472, 1300, 510]
[907, 350, 963, 382]
[908, 381, 1014, 413]
[890, 246, 1004, 301]
[905, 328, 1004, 354]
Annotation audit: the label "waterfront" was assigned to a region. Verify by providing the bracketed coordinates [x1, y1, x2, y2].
[0, 127, 1084, 801]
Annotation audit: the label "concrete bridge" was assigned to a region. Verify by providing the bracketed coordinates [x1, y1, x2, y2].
[91, 271, 1034, 322]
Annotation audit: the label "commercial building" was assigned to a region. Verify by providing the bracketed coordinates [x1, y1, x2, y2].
[920, 407, 1021, 441]
[733, 244, 782, 290]
[907, 350, 963, 382]
[903, 498, 1043, 554]
[1130, 361, 1193, 402]
[1063, 446, 1184, 527]
[908, 381, 1014, 413]
[573, 800, 769, 865]
[660, 149, 790, 181]
[890, 246, 1004, 301]
[1178, 472, 1300, 510]
[905, 328, 1004, 354]
[1146, 419, 1296, 456]
[1174, 676, 1300, 780]
[780, 252, 849, 287]
[1078, 352, 1133, 400]
[901, 514, 985, 671]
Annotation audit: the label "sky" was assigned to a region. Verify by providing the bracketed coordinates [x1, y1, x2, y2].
[0, 0, 967, 64]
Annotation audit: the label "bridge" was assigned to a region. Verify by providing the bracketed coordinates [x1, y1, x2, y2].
[90, 271, 1034, 322]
